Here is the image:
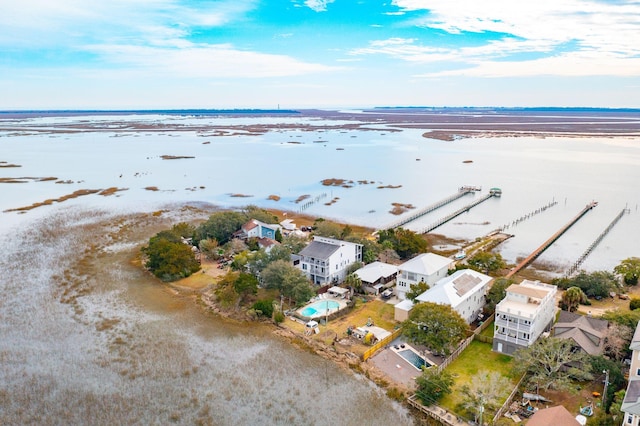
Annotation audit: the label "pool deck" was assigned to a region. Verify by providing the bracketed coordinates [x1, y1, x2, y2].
[367, 339, 444, 388]
[296, 295, 349, 319]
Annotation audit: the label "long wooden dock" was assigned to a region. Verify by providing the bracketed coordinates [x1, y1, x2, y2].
[565, 207, 630, 277]
[417, 189, 501, 234]
[384, 186, 481, 230]
[506, 201, 598, 278]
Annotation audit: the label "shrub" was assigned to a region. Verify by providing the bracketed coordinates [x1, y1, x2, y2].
[630, 298, 640, 311]
[252, 299, 274, 318]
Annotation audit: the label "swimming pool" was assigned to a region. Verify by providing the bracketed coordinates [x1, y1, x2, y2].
[398, 349, 431, 370]
[300, 300, 340, 318]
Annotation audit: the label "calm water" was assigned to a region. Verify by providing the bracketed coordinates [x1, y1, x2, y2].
[1, 114, 638, 272]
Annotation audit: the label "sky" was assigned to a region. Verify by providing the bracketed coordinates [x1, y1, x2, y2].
[1, 0, 640, 109]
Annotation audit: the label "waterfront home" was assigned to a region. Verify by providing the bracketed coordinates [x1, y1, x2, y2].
[296, 236, 363, 285]
[492, 280, 557, 355]
[393, 269, 492, 322]
[552, 311, 608, 356]
[395, 253, 453, 300]
[257, 237, 279, 253]
[234, 219, 281, 240]
[354, 261, 398, 294]
[621, 322, 640, 425]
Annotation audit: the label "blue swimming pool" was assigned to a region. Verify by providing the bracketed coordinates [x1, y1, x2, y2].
[398, 349, 430, 370]
[300, 300, 340, 318]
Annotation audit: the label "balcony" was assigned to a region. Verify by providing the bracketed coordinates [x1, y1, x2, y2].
[495, 318, 532, 332]
[493, 331, 531, 347]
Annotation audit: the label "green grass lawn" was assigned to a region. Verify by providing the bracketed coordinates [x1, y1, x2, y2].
[439, 340, 516, 415]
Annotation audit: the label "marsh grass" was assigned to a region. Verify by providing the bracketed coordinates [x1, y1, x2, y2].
[0, 205, 412, 425]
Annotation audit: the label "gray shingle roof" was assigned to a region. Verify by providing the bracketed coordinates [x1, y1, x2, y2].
[299, 240, 340, 260]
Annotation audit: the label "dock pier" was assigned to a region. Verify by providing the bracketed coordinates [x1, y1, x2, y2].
[565, 207, 630, 277]
[384, 186, 481, 230]
[417, 188, 502, 234]
[506, 201, 598, 278]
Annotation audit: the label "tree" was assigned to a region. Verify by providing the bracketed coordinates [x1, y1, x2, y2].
[459, 371, 511, 425]
[406, 282, 429, 302]
[415, 369, 454, 406]
[377, 228, 427, 259]
[281, 234, 308, 254]
[313, 219, 343, 238]
[560, 286, 588, 312]
[403, 302, 469, 356]
[604, 322, 633, 361]
[602, 309, 640, 329]
[234, 273, 258, 304]
[552, 270, 620, 299]
[512, 337, 593, 391]
[198, 238, 221, 260]
[631, 298, 640, 311]
[142, 232, 200, 281]
[467, 251, 506, 275]
[343, 273, 362, 294]
[484, 278, 512, 315]
[614, 257, 640, 285]
[590, 356, 626, 413]
[262, 260, 315, 305]
[252, 299, 274, 318]
[194, 211, 247, 246]
[244, 205, 278, 224]
[345, 235, 381, 264]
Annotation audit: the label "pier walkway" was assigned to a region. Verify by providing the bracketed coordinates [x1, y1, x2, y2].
[565, 207, 630, 277]
[506, 201, 598, 278]
[384, 186, 481, 230]
[417, 189, 501, 234]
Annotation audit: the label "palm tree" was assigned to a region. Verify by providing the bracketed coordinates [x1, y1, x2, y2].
[561, 286, 588, 312]
[344, 273, 362, 294]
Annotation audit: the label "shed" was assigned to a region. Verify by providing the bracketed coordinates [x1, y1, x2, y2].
[328, 286, 349, 298]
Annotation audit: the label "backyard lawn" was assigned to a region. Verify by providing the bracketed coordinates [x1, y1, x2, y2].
[439, 340, 516, 415]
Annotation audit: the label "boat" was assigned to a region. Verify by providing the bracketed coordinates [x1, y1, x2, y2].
[579, 404, 593, 417]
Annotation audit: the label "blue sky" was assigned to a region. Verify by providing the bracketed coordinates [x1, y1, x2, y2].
[2, 0, 640, 109]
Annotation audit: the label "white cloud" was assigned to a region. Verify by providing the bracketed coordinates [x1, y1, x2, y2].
[86, 42, 340, 78]
[304, 0, 335, 12]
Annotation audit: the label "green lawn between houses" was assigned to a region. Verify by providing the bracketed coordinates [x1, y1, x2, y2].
[438, 340, 516, 419]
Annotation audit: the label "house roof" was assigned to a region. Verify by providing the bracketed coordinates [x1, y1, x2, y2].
[394, 299, 414, 312]
[299, 240, 340, 260]
[398, 253, 452, 276]
[526, 406, 580, 426]
[622, 380, 640, 415]
[416, 269, 492, 310]
[553, 311, 608, 355]
[506, 284, 549, 299]
[242, 220, 259, 231]
[354, 261, 398, 284]
[257, 237, 278, 248]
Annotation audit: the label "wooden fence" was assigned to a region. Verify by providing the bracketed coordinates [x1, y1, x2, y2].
[361, 328, 403, 361]
[436, 313, 495, 374]
[493, 373, 527, 424]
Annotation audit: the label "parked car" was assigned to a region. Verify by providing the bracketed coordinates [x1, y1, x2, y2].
[381, 289, 394, 299]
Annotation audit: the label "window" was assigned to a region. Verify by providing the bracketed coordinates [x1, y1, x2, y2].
[627, 413, 633, 424]
[637, 368, 640, 376]
[302, 264, 307, 270]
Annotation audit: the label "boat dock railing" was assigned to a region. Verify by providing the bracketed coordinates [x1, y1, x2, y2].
[416, 191, 499, 234]
[506, 201, 598, 278]
[382, 186, 481, 230]
[565, 207, 630, 277]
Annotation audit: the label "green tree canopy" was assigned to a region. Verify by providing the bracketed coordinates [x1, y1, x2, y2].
[377, 228, 427, 259]
[553, 270, 620, 299]
[281, 234, 309, 254]
[343, 273, 362, 293]
[312, 219, 344, 239]
[614, 257, 640, 285]
[467, 251, 506, 275]
[243, 205, 279, 224]
[512, 337, 593, 391]
[234, 273, 258, 304]
[262, 259, 314, 305]
[560, 286, 588, 312]
[406, 282, 429, 302]
[194, 210, 247, 246]
[415, 369, 454, 406]
[142, 232, 200, 282]
[403, 302, 469, 356]
[484, 278, 513, 314]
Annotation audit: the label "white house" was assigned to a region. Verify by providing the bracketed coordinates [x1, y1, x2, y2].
[621, 322, 640, 425]
[393, 269, 492, 323]
[492, 280, 558, 356]
[395, 253, 453, 300]
[354, 261, 398, 294]
[297, 236, 363, 285]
